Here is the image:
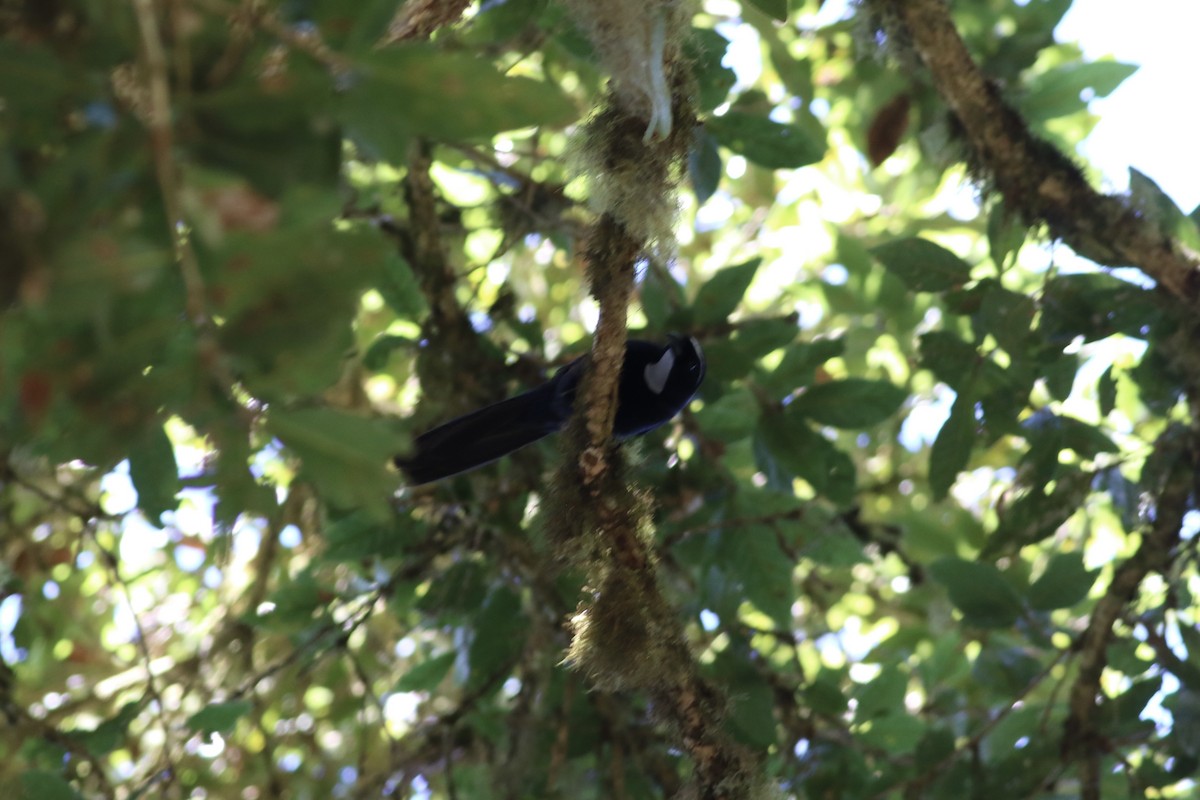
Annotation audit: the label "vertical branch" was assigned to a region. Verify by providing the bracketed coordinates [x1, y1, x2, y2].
[547, 3, 764, 796]
[134, 0, 251, 423]
[133, 0, 205, 326]
[574, 214, 641, 491]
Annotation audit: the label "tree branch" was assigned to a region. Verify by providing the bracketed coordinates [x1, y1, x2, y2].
[1061, 425, 1193, 798]
[873, 0, 1200, 302]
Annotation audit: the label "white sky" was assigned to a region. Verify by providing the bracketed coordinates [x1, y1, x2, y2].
[1059, 1, 1200, 212]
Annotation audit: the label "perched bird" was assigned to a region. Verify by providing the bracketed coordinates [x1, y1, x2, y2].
[397, 335, 705, 485]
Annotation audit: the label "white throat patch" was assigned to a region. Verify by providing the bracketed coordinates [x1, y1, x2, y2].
[644, 347, 676, 395]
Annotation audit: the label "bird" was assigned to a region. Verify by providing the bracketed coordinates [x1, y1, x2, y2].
[396, 335, 705, 485]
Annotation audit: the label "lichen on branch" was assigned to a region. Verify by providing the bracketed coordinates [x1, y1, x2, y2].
[866, 0, 1200, 303]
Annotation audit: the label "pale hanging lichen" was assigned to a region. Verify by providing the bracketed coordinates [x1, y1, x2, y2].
[558, 0, 696, 258]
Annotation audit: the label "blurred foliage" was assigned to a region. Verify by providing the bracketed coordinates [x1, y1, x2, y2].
[2, 0, 1199, 798]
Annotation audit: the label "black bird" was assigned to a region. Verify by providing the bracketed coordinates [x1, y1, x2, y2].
[396, 335, 705, 485]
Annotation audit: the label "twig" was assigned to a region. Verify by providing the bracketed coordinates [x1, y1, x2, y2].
[87, 528, 181, 796]
[379, 0, 472, 46]
[134, 0, 252, 428]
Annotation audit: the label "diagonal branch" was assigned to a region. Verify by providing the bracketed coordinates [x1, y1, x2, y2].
[874, 0, 1200, 302]
[1061, 425, 1193, 799]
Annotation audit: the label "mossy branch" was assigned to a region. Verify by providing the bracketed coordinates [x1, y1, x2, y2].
[871, 0, 1200, 302]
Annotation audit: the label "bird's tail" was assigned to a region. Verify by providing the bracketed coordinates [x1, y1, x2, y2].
[396, 384, 561, 485]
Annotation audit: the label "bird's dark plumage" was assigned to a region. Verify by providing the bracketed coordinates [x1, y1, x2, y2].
[396, 336, 705, 485]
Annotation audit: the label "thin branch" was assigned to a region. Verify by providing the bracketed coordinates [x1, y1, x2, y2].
[134, 0, 253, 432]
[380, 0, 472, 46]
[87, 528, 181, 796]
[1060, 425, 1192, 799]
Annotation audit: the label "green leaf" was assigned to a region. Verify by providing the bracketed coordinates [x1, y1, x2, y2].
[189, 63, 340, 195]
[695, 388, 758, 442]
[128, 423, 180, 524]
[687, 28, 737, 112]
[1173, 625, 1200, 690]
[1027, 552, 1097, 610]
[919, 332, 979, 391]
[187, 700, 253, 736]
[803, 529, 868, 568]
[791, 378, 906, 429]
[692, 258, 761, 324]
[376, 252, 427, 319]
[340, 47, 577, 163]
[1129, 168, 1200, 252]
[1098, 365, 1118, 417]
[859, 714, 926, 756]
[1019, 60, 1137, 121]
[734, 317, 799, 355]
[757, 412, 856, 504]
[974, 281, 1035, 355]
[19, 771, 83, 800]
[1094, 466, 1140, 532]
[871, 238, 973, 293]
[251, 571, 327, 630]
[1040, 272, 1161, 345]
[986, 201, 1027, 271]
[71, 701, 141, 757]
[714, 527, 795, 626]
[929, 557, 1023, 628]
[706, 112, 825, 169]
[855, 668, 907, 720]
[689, 127, 723, 205]
[759, 337, 844, 397]
[468, 587, 527, 687]
[1163, 690, 1200, 758]
[726, 670, 777, 749]
[987, 469, 1092, 556]
[804, 671, 849, 716]
[363, 333, 414, 371]
[396, 652, 457, 692]
[979, 700, 1040, 752]
[211, 200, 387, 398]
[417, 561, 488, 617]
[268, 408, 406, 519]
[1021, 410, 1117, 459]
[1102, 677, 1162, 731]
[745, 0, 788, 22]
[929, 394, 975, 501]
[915, 728, 956, 771]
[321, 511, 423, 562]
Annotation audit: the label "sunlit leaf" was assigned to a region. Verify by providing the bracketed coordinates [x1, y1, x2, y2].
[187, 701, 254, 737]
[692, 258, 761, 324]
